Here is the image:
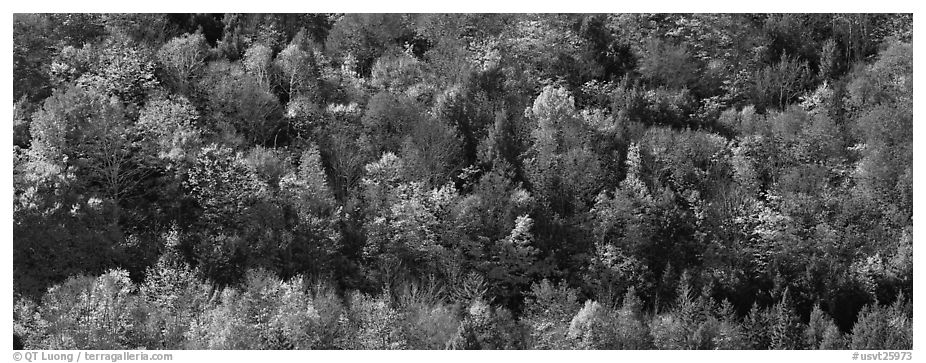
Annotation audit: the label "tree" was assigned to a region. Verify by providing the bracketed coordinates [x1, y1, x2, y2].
[400, 116, 463, 187]
[344, 291, 406, 349]
[768, 290, 805, 350]
[11, 13, 915, 351]
[136, 93, 203, 168]
[138, 228, 211, 349]
[13, 14, 55, 102]
[849, 297, 912, 350]
[370, 51, 424, 93]
[360, 153, 460, 285]
[360, 91, 423, 155]
[36, 269, 141, 349]
[282, 145, 336, 213]
[751, 53, 811, 111]
[74, 39, 159, 106]
[183, 144, 263, 283]
[157, 32, 210, 95]
[524, 85, 602, 216]
[448, 299, 526, 349]
[275, 41, 322, 101]
[242, 43, 274, 89]
[448, 164, 536, 303]
[199, 60, 283, 145]
[522, 279, 581, 349]
[186, 270, 324, 349]
[588, 143, 659, 299]
[638, 39, 701, 90]
[325, 14, 413, 76]
[20, 85, 160, 276]
[14, 153, 121, 298]
[713, 299, 749, 349]
[567, 300, 613, 349]
[649, 279, 721, 350]
[497, 14, 601, 90]
[432, 84, 498, 166]
[485, 215, 540, 301]
[315, 106, 370, 200]
[804, 304, 842, 350]
[394, 283, 460, 349]
[276, 145, 342, 277]
[102, 14, 173, 45]
[742, 304, 771, 349]
[847, 41, 912, 225]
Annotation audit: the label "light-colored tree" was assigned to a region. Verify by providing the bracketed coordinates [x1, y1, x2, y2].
[136, 94, 202, 168]
[37, 269, 140, 349]
[157, 33, 209, 94]
[522, 279, 581, 349]
[242, 43, 273, 90]
[275, 42, 321, 100]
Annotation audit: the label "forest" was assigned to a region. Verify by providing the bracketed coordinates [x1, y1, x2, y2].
[12, 13, 912, 350]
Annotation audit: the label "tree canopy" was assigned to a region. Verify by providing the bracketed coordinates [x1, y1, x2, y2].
[13, 13, 913, 350]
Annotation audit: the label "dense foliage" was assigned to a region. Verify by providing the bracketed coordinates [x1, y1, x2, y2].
[13, 13, 912, 350]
